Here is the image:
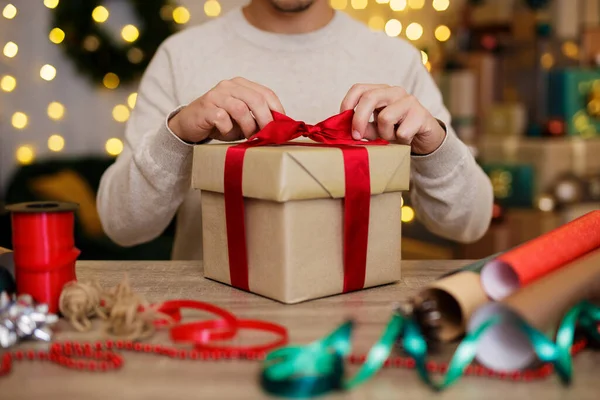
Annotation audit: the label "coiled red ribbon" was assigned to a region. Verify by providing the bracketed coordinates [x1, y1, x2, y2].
[6, 202, 80, 313]
[224, 110, 388, 293]
[155, 300, 289, 356]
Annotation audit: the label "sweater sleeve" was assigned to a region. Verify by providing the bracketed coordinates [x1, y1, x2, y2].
[406, 51, 494, 243]
[97, 45, 194, 247]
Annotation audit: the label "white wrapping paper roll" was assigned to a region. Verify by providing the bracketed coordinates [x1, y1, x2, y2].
[447, 70, 477, 142]
[552, 0, 581, 39]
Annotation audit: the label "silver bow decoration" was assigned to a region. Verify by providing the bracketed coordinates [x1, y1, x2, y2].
[0, 291, 58, 349]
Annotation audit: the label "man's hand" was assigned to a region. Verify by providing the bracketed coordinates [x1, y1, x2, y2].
[340, 84, 446, 155]
[168, 77, 285, 143]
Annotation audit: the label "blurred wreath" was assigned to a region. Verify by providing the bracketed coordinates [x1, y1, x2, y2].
[51, 0, 178, 86]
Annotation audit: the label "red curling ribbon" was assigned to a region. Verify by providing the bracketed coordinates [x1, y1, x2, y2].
[224, 110, 387, 293]
[154, 299, 289, 355]
[6, 202, 80, 313]
[170, 319, 237, 343]
[155, 300, 239, 341]
[191, 319, 289, 356]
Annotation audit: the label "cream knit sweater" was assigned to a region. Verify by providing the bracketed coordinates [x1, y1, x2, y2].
[97, 8, 494, 259]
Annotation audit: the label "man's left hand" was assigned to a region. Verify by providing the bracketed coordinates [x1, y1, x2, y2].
[340, 84, 446, 155]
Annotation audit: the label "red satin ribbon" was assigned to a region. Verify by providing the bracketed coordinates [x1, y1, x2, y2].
[9, 206, 80, 313]
[224, 110, 387, 293]
[152, 300, 288, 356]
[156, 300, 239, 342]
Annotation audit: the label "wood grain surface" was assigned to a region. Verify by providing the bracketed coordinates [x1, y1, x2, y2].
[1, 260, 599, 400]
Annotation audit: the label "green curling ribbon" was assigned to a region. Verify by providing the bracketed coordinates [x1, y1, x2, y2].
[260, 302, 600, 397]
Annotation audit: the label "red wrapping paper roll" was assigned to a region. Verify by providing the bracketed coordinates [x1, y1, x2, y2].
[7, 202, 80, 313]
[480, 210, 600, 300]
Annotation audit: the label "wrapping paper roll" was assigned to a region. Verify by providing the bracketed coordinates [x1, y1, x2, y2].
[583, 0, 600, 27]
[469, 248, 600, 372]
[445, 70, 477, 143]
[463, 53, 497, 135]
[414, 271, 489, 342]
[552, 0, 581, 39]
[481, 210, 600, 300]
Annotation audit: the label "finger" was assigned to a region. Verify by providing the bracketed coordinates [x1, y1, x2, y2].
[395, 108, 424, 145]
[340, 83, 389, 113]
[353, 88, 403, 139]
[220, 97, 257, 138]
[231, 77, 286, 114]
[361, 122, 379, 141]
[208, 106, 234, 136]
[376, 99, 413, 141]
[226, 85, 275, 130]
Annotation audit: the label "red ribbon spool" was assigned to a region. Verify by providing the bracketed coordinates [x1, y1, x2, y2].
[6, 201, 80, 313]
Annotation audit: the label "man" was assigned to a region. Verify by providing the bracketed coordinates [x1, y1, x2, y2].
[97, 0, 494, 260]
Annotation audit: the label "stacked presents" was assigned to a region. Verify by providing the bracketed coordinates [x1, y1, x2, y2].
[433, 0, 600, 257]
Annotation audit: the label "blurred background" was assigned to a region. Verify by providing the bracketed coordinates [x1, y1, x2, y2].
[0, 0, 599, 260]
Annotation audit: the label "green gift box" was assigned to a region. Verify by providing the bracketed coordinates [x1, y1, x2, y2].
[482, 164, 535, 208]
[548, 68, 600, 137]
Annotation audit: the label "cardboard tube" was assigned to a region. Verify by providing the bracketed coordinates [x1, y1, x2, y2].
[0, 247, 13, 273]
[469, 248, 600, 372]
[415, 271, 489, 342]
[0, 247, 15, 293]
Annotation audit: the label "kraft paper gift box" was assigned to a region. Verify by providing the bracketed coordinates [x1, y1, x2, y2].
[478, 136, 600, 197]
[191, 136, 411, 304]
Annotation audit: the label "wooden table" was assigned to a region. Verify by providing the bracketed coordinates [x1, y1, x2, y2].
[2, 260, 598, 399]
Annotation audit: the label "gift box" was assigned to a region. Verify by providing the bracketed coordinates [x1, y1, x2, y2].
[191, 112, 411, 303]
[504, 209, 562, 244]
[482, 163, 535, 207]
[456, 209, 561, 259]
[478, 136, 600, 198]
[581, 28, 600, 67]
[548, 68, 600, 137]
[484, 102, 528, 137]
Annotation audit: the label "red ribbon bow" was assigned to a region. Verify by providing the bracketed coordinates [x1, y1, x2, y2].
[243, 110, 387, 146]
[223, 110, 388, 294]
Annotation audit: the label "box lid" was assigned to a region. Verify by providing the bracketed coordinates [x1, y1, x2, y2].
[192, 142, 411, 202]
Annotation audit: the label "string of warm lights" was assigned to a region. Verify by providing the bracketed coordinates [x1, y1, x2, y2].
[334, 0, 453, 74]
[1, 1, 222, 165]
[1, 0, 442, 222]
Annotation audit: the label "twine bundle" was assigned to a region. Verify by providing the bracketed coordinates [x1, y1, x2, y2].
[59, 275, 172, 341]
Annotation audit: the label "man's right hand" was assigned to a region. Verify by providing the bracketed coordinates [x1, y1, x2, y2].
[168, 77, 285, 143]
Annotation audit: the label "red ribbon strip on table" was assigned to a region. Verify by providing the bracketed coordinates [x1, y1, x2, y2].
[224, 110, 388, 292]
